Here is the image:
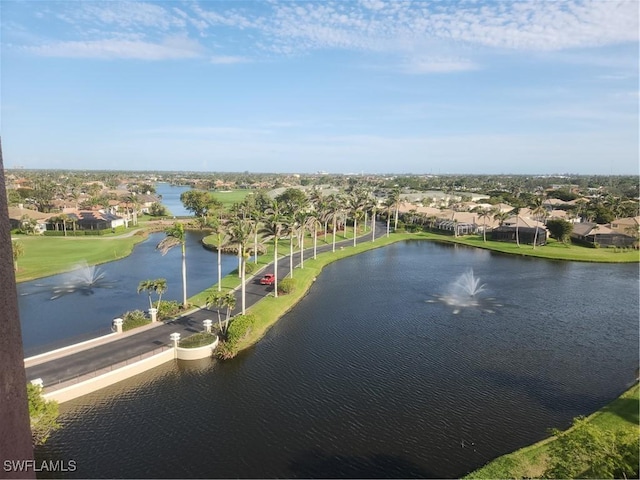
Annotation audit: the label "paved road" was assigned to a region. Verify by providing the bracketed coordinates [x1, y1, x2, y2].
[26, 222, 387, 387]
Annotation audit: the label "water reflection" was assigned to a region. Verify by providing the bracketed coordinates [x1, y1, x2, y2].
[23, 262, 116, 300]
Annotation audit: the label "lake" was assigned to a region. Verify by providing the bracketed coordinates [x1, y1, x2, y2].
[36, 241, 639, 478]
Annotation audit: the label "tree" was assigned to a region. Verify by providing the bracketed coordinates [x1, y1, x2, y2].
[546, 219, 574, 244]
[137, 278, 167, 311]
[389, 186, 402, 231]
[473, 207, 494, 243]
[157, 223, 188, 308]
[12, 240, 24, 272]
[137, 279, 155, 309]
[180, 190, 222, 219]
[27, 383, 60, 446]
[229, 216, 254, 314]
[544, 416, 639, 479]
[149, 202, 168, 217]
[260, 201, 284, 298]
[531, 197, 548, 249]
[209, 217, 230, 292]
[205, 290, 236, 336]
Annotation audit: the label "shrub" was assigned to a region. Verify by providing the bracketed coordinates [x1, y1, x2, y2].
[122, 310, 150, 331]
[155, 300, 181, 320]
[27, 383, 60, 445]
[216, 314, 256, 359]
[179, 332, 217, 348]
[277, 278, 295, 295]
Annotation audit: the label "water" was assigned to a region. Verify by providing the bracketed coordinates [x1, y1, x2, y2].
[19, 231, 237, 354]
[428, 269, 501, 314]
[155, 182, 192, 217]
[37, 241, 639, 478]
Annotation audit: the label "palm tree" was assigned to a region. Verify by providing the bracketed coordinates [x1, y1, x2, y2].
[389, 187, 402, 231]
[229, 216, 253, 314]
[137, 279, 155, 310]
[283, 217, 298, 278]
[12, 240, 24, 272]
[511, 206, 522, 247]
[260, 201, 284, 298]
[531, 197, 547, 249]
[383, 197, 394, 237]
[209, 217, 230, 292]
[473, 207, 493, 243]
[205, 290, 236, 336]
[153, 278, 167, 312]
[157, 222, 188, 308]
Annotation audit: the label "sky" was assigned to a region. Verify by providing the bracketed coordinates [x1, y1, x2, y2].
[1, 0, 638, 175]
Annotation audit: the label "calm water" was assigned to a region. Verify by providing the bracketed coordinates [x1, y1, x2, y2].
[37, 242, 639, 478]
[155, 182, 192, 217]
[19, 232, 236, 354]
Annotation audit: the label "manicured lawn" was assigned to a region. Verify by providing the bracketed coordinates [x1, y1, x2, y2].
[210, 189, 254, 209]
[12, 232, 147, 282]
[465, 383, 639, 478]
[417, 231, 639, 263]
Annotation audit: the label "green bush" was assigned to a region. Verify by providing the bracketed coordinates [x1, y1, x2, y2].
[179, 332, 217, 348]
[155, 300, 181, 320]
[122, 310, 150, 331]
[216, 314, 256, 359]
[277, 278, 295, 295]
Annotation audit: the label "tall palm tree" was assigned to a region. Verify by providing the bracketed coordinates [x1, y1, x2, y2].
[157, 222, 188, 308]
[389, 187, 402, 231]
[531, 197, 547, 249]
[229, 216, 253, 314]
[283, 216, 298, 278]
[383, 197, 394, 237]
[260, 201, 284, 298]
[473, 207, 493, 243]
[209, 216, 230, 291]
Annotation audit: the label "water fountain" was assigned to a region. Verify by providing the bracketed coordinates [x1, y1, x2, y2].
[428, 269, 501, 314]
[23, 262, 115, 300]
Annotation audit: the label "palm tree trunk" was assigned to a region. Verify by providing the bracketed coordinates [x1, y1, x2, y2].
[313, 224, 318, 259]
[332, 216, 337, 252]
[241, 253, 246, 314]
[299, 231, 305, 269]
[289, 235, 294, 278]
[353, 217, 357, 247]
[372, 211, 376, 242]
[217, 247, 222, 292]
[181, 244, 187, 308]
[386, 214, 390, 237]
[254, 230, 258, 264]
[273, 236, 279, 298]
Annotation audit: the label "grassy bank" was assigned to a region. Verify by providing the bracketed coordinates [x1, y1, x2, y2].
[13, 231, 148, 283]
[465, 383, 640, 478]
[417, 231, 639, 263]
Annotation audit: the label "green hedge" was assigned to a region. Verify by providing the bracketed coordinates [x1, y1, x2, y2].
[277, 278, 295, 295]
[179, 332, 217, 348]
[216, 314, 256, 359]
[122, 310, 151, 331]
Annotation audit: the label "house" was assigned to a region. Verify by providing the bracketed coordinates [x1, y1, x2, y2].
[491, 226, 547, 246]
[46, 210, 125, 231]
[7, 206, 50, 234]
[571, 222, 635, 247]
[609, 217, 640, 236]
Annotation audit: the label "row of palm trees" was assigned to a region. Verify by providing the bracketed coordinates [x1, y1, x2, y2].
[153, 186, 404, 321]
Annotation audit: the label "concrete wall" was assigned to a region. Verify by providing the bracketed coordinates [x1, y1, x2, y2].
[176, 337, 218, 361]
[44, 349, 174, 404]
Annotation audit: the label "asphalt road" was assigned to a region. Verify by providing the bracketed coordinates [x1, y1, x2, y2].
[26, 222, 387, 387]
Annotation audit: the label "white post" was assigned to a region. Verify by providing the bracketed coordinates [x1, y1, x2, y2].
[113, 318, 123, 334]
[30, 378, 44, 388]
[149, 307, 158, 323]
[203, 319, 213, 334]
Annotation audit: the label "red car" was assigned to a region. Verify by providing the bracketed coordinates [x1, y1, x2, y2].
[260, 273, 275, 285]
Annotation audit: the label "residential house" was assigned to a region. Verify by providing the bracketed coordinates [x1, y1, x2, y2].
[571, 222, 635, 247]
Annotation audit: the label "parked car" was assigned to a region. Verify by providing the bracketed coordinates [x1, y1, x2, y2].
[260, 273, 275, 285]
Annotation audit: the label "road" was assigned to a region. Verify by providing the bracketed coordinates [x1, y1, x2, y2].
[26, 222, 387, 387]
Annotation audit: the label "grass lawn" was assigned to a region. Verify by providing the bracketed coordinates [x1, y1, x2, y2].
[417, 231, 639, 263]
[210, 189, 254, 209]
[13, 231, 148, 282]
[465, 383, 640, 478]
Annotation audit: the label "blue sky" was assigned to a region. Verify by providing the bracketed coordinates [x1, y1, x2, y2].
[1, 0, 638, 174]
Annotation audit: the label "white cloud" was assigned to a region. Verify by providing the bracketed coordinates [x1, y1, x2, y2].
[401, 56, 479, 74]
[23, 36, 203, 60]
[210, 55, 250, 65]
